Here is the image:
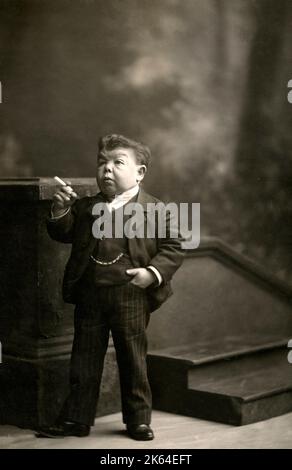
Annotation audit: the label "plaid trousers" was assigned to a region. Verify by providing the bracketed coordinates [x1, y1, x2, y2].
[60, 282, 152, 426]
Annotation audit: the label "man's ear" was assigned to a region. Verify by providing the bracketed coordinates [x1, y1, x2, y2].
[136, 165, 147, 182]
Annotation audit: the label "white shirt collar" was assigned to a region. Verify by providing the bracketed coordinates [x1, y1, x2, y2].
[106, 184, 140, 212]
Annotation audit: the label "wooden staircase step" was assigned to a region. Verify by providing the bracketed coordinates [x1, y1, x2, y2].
[148, 333, 290, 366]
[148, 347, 292, 425]
[188, 348, 292, 401]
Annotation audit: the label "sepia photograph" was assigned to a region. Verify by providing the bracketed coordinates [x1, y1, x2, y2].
[0, 0, 292, 454]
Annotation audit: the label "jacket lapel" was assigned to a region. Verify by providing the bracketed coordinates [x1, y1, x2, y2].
[85, 191, 106, 218]
[128, 188, 157, 267]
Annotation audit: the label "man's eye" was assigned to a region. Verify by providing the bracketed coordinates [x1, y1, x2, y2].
[115, 160, 124, 165]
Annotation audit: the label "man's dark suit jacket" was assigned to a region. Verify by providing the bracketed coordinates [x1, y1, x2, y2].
[47, 188, 185, 313]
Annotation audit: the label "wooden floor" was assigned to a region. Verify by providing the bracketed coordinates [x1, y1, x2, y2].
[1, 411, 292, 449]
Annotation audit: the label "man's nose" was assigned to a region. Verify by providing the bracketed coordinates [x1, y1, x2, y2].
[104, 161, 113, 173]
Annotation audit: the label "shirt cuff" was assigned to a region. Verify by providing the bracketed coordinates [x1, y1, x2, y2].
[147, 265, 163, 286]
[50, 207, 70, 220]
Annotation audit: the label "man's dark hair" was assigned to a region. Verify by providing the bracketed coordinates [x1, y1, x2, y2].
[98, 134, 151, 168]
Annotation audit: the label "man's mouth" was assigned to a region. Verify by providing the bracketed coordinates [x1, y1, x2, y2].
[103, 177, 114, 182]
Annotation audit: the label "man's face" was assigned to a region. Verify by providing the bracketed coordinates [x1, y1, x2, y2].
[96, 147, 146, 196]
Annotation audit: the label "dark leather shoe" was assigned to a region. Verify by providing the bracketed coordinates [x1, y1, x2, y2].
[35, 422, 90, 438]
[126, 424, 154, 441]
